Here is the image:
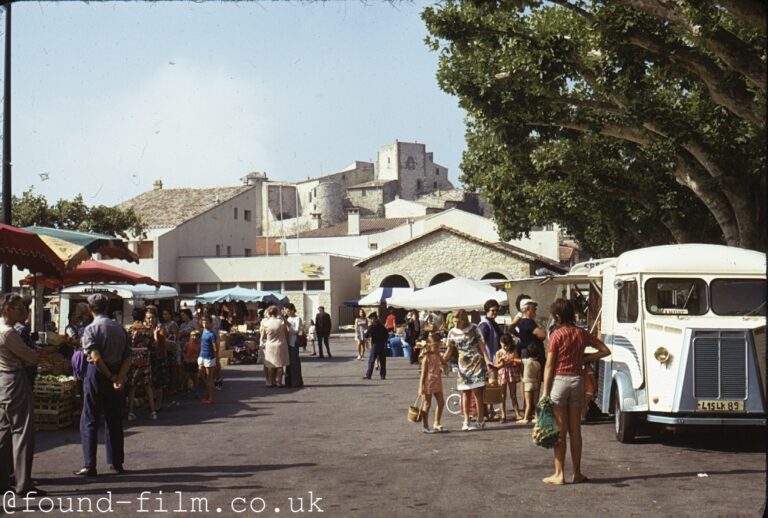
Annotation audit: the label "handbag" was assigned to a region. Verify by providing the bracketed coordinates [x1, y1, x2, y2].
[484, 384, 503, 404]
[407, 395, 425, 423]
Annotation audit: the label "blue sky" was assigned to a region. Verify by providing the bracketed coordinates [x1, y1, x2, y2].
[5, 1, 467, 207]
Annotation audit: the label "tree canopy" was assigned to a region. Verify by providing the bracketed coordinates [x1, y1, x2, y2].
[7, 189, 146, 239]
[423, 0, 765, 256]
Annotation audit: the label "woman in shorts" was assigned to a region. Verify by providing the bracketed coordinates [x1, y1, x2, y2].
[198, 316, 218, 404]
[540, 299, 610, 485]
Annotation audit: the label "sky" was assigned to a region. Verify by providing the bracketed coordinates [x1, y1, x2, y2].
[2, 1, 468, 207]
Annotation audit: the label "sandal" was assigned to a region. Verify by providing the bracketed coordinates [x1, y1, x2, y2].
[433, 424, 444, 432]
[150, 412, 158, 420]
[127, 412, 136, 421]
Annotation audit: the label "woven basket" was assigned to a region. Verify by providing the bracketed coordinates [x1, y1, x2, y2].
[407, 395, 424, 423]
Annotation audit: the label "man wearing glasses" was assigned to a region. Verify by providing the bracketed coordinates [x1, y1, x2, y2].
[0, 293, 42, 496]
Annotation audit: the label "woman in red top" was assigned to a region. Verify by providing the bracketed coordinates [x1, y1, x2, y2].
[541, 299, 610, 485]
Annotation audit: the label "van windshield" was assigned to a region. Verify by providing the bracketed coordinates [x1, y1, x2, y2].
[710, 279, 767, 316]
[645, 278, 708, 315]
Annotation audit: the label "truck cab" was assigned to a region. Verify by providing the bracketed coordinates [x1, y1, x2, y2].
[509, 244, 766, 443]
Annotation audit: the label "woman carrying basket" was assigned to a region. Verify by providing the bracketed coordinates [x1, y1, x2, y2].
[540, 299, 610, 485]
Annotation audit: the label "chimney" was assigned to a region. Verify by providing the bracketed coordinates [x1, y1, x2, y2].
[311, 213, 321, 230]
[347, 208, 360, 236]
[153, 179, 163, 190]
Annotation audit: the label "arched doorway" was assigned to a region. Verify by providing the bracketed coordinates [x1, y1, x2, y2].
[380, 275, 411, 288]
[429, 273, 454, 286]
[481, 272, 507, 280]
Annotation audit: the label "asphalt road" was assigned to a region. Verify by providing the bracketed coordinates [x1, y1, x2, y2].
[18, 336, 767, 517]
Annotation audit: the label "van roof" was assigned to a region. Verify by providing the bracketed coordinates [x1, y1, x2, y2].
[616, 244, 765, 276]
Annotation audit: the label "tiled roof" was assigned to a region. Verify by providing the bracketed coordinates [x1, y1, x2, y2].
[117, 185, 253, 228]
[299, 217, 413, 238]
[356, 225, 565, 272]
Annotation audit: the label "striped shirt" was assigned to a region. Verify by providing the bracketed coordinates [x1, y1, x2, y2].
[546, 326, 604, 376]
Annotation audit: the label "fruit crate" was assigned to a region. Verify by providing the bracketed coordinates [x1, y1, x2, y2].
[35, 408, 72, 430]
[33, 378, 76, 399]
[34, 396, 74, 414]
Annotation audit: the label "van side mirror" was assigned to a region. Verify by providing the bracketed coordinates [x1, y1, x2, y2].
[613, 279, 624, 290]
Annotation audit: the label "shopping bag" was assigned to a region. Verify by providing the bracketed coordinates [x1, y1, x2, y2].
[407, 395, 424, 423]
[532, 396, 560, 448]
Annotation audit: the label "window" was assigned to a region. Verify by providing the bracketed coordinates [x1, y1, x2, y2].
[306, 280, 325, 291]
[362, 189, 367, 197]
[234, 207, 238, 219]
[369, 243, 378, 250]
[244, 248, 252, 257]
[262, 281, 282, 292]
[435, 168, 439, 175]
[416, 179, 422, 191]
[215, 245, 221, 257]
[137, 241, 154, 259]
[645, 278, 708, 315]
[433, 181, 438, 188]
[284, 281, 304, 291]
[309, 192, 313, 202]
[711, 279, 766, 316]
[616, 280, 639, 323]
[178, 283, 197, 295]
[244, 210, 252, 222]
[226, 246, 231, 257]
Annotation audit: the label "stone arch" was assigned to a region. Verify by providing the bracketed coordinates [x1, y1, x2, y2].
[429, 272, 455, 286]
[481, 271, 508, 281]
[379, 274, 413, 288]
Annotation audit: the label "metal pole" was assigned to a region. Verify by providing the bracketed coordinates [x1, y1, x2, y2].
[295, 186, 300, 254]
[1, 2, 12, 293]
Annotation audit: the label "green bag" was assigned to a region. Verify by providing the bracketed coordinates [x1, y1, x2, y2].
[532, 397, 560, 449]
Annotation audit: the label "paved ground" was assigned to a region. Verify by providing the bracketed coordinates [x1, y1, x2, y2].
[17, 336, 767, 517]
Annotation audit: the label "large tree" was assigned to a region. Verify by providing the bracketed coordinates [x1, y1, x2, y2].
[7, 189, 146, 239]
[423, 0, 765, 255]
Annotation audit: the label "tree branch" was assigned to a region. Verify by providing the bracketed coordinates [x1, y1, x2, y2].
[626, 30, 764, 128]
[718, 0, 767, 35]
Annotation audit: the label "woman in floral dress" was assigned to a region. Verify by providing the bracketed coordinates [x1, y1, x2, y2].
[443, 309, 492, 431]
[127, 307, 157, 420]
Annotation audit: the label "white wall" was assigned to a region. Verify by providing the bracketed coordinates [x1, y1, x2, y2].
[176, 255, 332, 283]
[384, 198, 428, 218]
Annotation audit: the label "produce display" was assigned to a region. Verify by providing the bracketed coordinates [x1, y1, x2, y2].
[34, 375, 77, 430]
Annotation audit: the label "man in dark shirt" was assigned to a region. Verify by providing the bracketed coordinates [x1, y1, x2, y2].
[363, 312, 388, 380]
[314, 307, 332, 359]
[74, 294, 131, 477]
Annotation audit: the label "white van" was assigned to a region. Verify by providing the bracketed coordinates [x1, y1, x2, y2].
[512, 244, 766, 442]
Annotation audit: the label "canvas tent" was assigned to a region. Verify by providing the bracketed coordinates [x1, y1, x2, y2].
[386, 277, 505, 312]
[357, 287, 416, 306]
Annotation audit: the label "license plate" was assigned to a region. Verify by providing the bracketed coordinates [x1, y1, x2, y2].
[697, 400, 744, 412]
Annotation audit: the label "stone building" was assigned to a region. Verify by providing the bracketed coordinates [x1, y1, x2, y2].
[354, 226, 565, 295]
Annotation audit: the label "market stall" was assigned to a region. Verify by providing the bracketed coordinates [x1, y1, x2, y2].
[58, 283, 178, 331]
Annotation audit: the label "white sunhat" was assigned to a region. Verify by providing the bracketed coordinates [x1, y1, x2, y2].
[519, 298, 538, 309]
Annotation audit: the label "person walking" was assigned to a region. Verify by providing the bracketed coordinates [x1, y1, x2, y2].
[284, 304, 304, 388]
[540, 299, 610, 485]
[260, 306, 290, 387]
[74, 293, 131, 477]
[478, 299, 503, 420]
[0, 294, 42, 496]
[406, 310, 421, 365]
[354, 309, 368, 361]
[314, 306, 332, 359]
[363, 312, 388, 380]
[444, 309, 491, 431]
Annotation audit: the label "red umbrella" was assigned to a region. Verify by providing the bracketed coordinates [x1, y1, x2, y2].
[0, 223, 66, 277]
[21, 260, 160, 289]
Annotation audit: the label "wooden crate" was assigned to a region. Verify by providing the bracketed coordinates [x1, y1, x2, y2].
[34, 397, 74, 414]
[34, 379, 76, 399]
[35, 409, 72, 430]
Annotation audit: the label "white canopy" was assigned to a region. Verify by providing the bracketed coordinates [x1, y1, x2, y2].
[61, 283, 178, 300]
[386, 277, 505, 312]
[358, 287, 416, 306]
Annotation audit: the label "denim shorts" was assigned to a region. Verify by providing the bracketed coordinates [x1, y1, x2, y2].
[550, 375, 583, 407]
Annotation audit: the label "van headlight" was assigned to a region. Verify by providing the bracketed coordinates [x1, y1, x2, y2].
[654, 347, 672, 365]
